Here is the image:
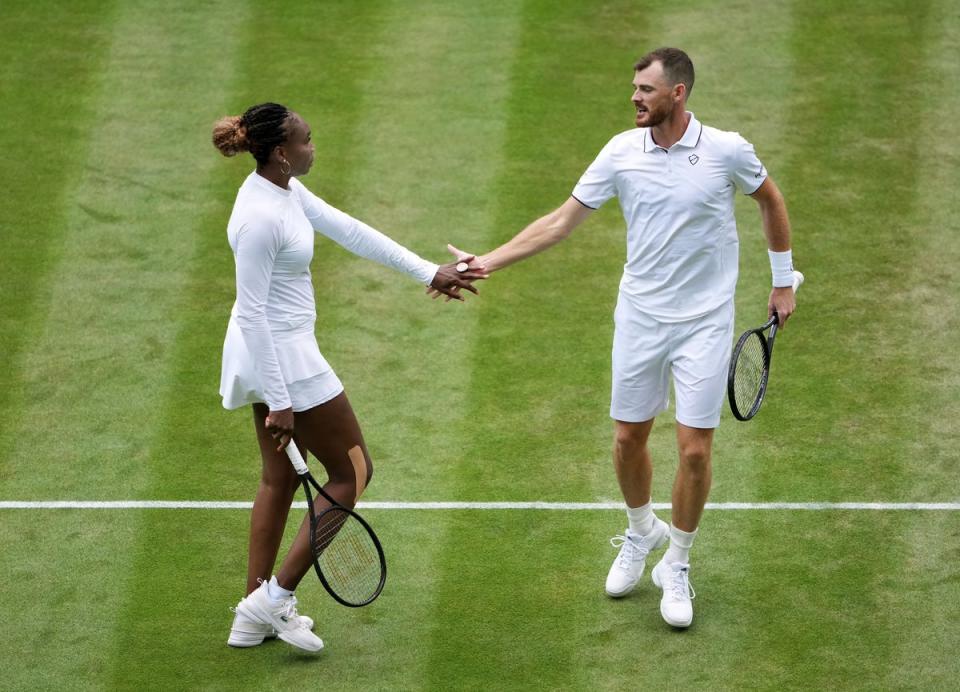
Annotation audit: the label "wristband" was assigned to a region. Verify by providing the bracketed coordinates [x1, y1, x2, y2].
[768, 249, 794, 288]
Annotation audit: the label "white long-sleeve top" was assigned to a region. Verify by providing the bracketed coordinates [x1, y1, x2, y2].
[226, 172, 439, 410]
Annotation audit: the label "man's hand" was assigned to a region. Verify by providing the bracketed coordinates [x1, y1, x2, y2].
[768, 286, 796, 328]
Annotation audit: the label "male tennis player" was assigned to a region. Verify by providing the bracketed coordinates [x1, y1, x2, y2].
[444, 48, 796, 627]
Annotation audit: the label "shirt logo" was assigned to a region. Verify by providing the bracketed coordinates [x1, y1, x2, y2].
[688, 154, 700, 165]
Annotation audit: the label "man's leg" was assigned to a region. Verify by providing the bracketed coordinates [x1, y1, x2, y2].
[650, 424, 713, 627]
[606, 299, 674, 597]
[669, 423, 714, 536]
[605, 418, 670, 597]
[651, 302, 730, 627]
[613, 419, 655, 509]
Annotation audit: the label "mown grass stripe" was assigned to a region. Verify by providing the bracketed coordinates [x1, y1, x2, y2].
[1, 3, 255, 498]
[420, 2, 653, 689]
[3, 500, 959, 510]
[2, 1, 255, 686]
[299, 5, 527, 690]
[765, 0, 933, 502]
[736, 2, 934, 688]
[300, 2, 527, 500]
[882, 3, 960, 688]
[0, 0, 116, 479]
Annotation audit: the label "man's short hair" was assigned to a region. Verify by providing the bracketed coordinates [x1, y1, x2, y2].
[634, 48, 695, 97]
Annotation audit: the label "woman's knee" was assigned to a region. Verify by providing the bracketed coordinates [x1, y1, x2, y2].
[260, 462, 297, 491]
[362, 451, 373, 488]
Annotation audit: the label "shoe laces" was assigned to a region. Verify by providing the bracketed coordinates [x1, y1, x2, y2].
[610, 533, 651, 568]
[277, 597, 313, 630]
[667, 564, 696, 601]
[254, 578, 304, 623]
[278, 595, 300, 620]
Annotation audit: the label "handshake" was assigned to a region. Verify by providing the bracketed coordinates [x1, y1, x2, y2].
[426, 243, 489, 302]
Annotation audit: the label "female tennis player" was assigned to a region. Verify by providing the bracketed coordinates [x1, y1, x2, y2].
[212, 102, 485, 652]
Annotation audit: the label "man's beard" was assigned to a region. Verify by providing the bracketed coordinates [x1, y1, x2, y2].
[637, 103, 670, 128]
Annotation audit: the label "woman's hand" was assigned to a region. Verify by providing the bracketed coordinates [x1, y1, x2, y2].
[427, 245, 489, 301]
[265, 407, 294, 451]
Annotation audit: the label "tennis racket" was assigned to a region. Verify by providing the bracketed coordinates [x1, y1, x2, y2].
[727, 270, 804, 421]
[284, 442, 386, 607]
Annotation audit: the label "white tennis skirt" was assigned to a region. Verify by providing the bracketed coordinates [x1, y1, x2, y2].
[219, 317, 344, 412]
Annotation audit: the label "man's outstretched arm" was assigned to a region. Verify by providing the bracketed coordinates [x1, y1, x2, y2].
[470, 196, 595, 273]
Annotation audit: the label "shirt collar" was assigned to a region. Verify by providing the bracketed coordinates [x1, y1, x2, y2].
[642, 111, 702, 152]
[249, 171, 292, 197]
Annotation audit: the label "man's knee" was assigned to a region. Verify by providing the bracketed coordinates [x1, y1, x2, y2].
[678, 440, 712, 473]
[615, 420, 653, 451]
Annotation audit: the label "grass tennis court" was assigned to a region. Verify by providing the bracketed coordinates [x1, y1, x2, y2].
[1, 0, 958, 689]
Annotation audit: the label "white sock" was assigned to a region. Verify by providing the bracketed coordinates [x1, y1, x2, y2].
[267, 575, 294, 602]
[626, 501, 656, 536]
[663, 524, 698, 565]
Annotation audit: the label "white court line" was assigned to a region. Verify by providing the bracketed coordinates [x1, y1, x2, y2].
[0, 501, 958, 510]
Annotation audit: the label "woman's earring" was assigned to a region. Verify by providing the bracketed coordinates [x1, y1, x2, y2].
[279, 158, 292, 175]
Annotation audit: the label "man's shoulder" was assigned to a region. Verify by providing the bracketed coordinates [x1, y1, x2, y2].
[698, 123, 750, 149]
[590, 128, 646, 161]
[606, 127, 646, 147]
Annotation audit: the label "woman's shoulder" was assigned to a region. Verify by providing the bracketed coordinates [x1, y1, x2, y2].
[288, 177, 325, 204]
[289, 178, 338, 220]
[230, 195, 282, 238]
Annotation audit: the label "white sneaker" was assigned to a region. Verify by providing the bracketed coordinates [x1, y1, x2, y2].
[605, 518, 669, 597]
[651, 559, 695, 628]
[234, 582, 324, 652]
[227, 606, 316, 648]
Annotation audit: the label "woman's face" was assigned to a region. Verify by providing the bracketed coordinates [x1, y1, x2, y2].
[279, 112, 315, 176]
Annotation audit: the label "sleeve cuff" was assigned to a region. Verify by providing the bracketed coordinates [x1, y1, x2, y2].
[571, 194, 597, 210]
[420, 262, 440, 285]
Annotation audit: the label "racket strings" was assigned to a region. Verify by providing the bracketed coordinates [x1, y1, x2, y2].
[311, 507, 383, 604]
[733, 333, 767, 415]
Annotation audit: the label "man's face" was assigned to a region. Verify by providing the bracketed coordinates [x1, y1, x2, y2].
[632, 62, 678, 128]
[280, 112, 315, 176]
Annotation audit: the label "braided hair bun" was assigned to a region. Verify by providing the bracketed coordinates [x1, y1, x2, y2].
[212, 115, 248, 157]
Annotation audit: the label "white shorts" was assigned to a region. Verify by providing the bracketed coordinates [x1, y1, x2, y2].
[610, 297, 733, 428]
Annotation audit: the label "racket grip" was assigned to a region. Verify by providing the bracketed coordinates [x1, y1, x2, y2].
[792, 270, 805, 293]
[284, 442, 310, 475]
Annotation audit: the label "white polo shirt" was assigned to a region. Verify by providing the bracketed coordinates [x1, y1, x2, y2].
[572, 112, 767, 322]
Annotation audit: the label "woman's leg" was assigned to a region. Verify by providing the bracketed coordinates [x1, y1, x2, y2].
[275, 391, 373, 590]
[244, 403, 301, 595]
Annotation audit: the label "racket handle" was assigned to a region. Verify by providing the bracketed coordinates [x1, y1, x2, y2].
[284, 442, 310, 475]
